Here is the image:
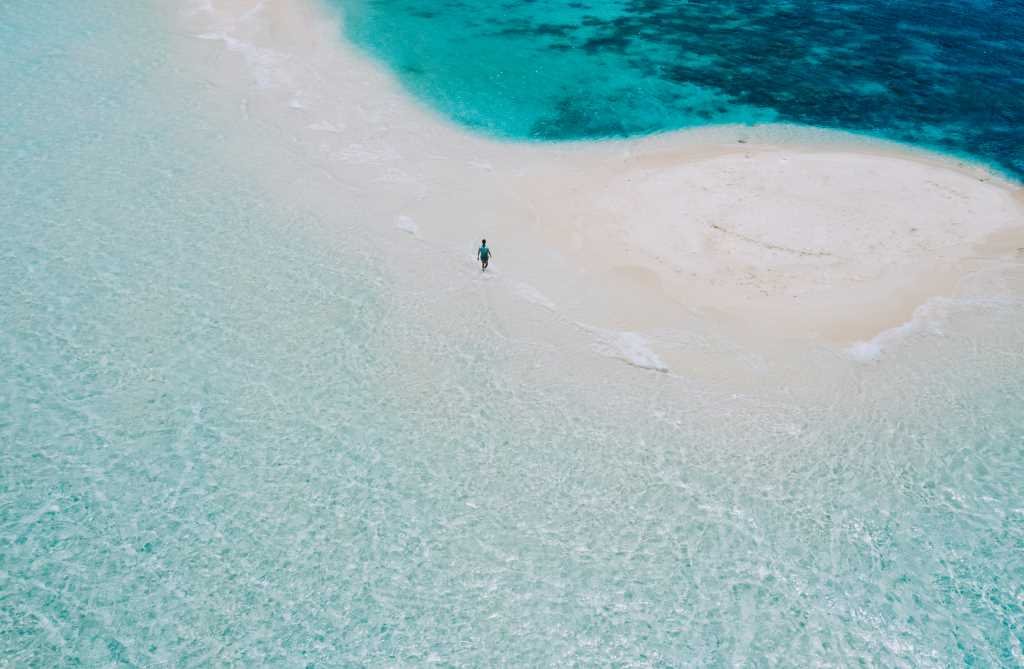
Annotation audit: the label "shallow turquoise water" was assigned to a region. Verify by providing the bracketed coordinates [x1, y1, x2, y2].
[338, 0, 1024, 178]
[2, 0, 1024, 666]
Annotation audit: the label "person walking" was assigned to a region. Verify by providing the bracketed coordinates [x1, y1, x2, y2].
[477, 238, 492, 271]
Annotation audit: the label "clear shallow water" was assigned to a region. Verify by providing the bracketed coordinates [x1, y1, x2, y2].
[338, 0, 1024, 178]
[2, 0, 1024, 666]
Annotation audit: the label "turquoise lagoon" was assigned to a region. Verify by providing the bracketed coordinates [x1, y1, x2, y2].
[340, 0, 1024, 178]
[2, 0, 1023, 666]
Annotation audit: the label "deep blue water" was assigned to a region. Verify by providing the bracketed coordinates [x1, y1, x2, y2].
[338, 0, 1024, 178]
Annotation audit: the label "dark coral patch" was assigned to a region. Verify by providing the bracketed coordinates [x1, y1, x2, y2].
[341, 0, 1024, 178]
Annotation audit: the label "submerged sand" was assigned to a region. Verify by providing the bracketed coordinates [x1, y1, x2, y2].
[181, 0, 1024, 362]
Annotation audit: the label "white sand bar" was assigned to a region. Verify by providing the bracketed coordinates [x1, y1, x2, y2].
[183, 0, 1024, 344]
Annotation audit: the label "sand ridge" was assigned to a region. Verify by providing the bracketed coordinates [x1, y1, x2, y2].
[180, 0, 1024, 350]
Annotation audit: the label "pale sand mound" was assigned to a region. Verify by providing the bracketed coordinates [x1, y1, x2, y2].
[181, 0, 1024, 346]
[513, 142, 1024, 340]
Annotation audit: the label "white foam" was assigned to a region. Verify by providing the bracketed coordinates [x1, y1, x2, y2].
[395, 215, 419, 237]
[614, 332, 669, 372]
[586, 327, 668, 372]
[513, 283, 556, 310]
[847, 319, 919, 362]
[196, 31, 229, 41]
[850, 289, 1024, 362]
[847, 297, 956, 362]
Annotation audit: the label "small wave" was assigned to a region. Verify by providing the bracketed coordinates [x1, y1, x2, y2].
[847, 319, 920, 362]
[847, 292, 1021, 362]
[513, 283, 555, 310]
[395, 215, 419, 237]
[585, 327, 668, 372]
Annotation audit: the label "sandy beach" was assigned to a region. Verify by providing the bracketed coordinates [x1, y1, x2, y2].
[6, 1, 1024, 662]
[182, 0, 1024, 365]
